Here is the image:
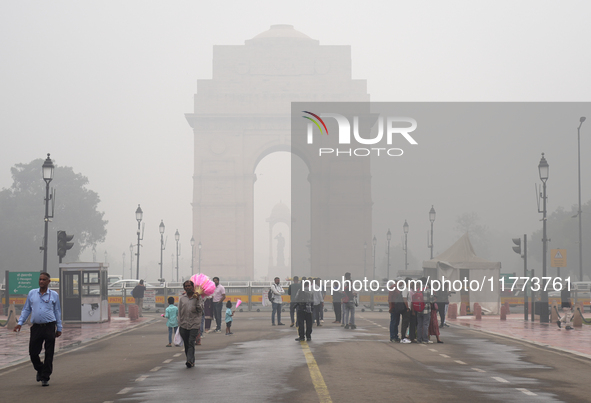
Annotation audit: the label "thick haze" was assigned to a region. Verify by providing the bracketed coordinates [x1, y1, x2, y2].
[1, 2, 590, 281]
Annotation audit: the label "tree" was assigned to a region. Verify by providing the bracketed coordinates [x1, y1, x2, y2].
[0, 158, 107, 277]
[454, 212, 491, 259]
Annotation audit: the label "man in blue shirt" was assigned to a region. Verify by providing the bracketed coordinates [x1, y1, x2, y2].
[14, 272, 62, 386]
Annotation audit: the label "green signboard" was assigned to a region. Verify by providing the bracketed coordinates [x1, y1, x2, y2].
[9, 271, 40, 295]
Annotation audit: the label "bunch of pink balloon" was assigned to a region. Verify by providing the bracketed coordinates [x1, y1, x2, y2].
[236, 299, 242, 309]
[190, 273, 216, 296]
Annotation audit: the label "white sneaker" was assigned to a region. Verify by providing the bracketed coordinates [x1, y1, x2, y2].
[426, 340, 434, 344]
[320, 320, 324, 323]
[400, 338, 411, 344]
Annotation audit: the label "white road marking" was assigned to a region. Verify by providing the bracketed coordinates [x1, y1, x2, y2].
[117, 388, 132, 394]
[439, 354, 450, 358]
[516, 388, 537, 396]
[472, 368, 486, 373]
[150, 366, 161, 372]
[136, 375, 148, 382]
[455, 360, 467, 365]
[429, 349, 438, 352]
[492, 377, 509, 383]
[173, 353, 182, 357]
[163, 359, 173, 363]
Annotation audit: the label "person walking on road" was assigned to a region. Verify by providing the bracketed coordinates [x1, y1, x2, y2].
[14, 272, 62, 386]
[178, 280, 203, 368]
[343, 272, 357, 329]
[271, 277, 285, 326]
[212, 277, 226, 333]
[225, 300, 234, 335]
[294, 285, 314, 341]
[287, 276, 301, 327]
[132, 280, 146, 317]
[164, 296, 178, 347]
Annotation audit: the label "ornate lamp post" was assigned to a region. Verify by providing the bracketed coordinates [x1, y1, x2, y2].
[403, 220, 409, 270]
[135, 205, 144, 279]
[190, 236, 195, 275]
[41, 154, 54, 273]
[175, 230, 180, 281]
[363, 241, 367, 278]
[538, 153, 549, 322]
[129, 243, 133, 278]
[429, 206, 436, 259]
[198, 241, 202, 274]
[159, 220, 166, 282]
[372, 236, 377, 280]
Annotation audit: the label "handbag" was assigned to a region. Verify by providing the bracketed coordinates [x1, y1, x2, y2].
[174, 327, 184, 347]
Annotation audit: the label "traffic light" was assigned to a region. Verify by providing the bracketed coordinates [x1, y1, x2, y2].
[57, 230, 74, 259]
[512, 237, 521, 255]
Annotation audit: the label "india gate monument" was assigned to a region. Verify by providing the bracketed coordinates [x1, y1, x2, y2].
[185, 25, 372, 280]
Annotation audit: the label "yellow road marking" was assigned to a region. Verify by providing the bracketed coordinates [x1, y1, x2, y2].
[300, 342, 332, 403]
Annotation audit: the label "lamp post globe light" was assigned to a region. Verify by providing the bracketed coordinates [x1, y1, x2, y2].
[190, 236, 195, 275]
[429, 206, 436, 259]
[387, 229, 392, 280]
[198, 241, 202, 274]
[403, 220, 409, 270]
[538, 153, 549, 322]
[372, 236, 377, 280]
[159, 220, 165, 282]
[577, 117, 586, 281]
[41, 154, 54, 273]
[135, 205, 143, 280]
[175, 230, 180, 282]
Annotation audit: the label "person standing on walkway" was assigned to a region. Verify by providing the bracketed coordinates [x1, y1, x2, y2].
[212, 277, 226, 333]
[436, 284, 450, 327]
[415, 277, 432, 344]
[332, 288, 342, 323]
[14, 272, 62, 386]
[294, 285, 314, 341]
[164, 296, 179, 347]
[132, 280, 146, 317]
[178, 280, 203, 368]
[343, 272, 357, 329]
[271, 277, 285, 326]
[287, 276, 301, 327]
[388, 278, 405, 342]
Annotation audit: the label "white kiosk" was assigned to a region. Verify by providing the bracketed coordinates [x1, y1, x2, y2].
[59, 262, 109, 323]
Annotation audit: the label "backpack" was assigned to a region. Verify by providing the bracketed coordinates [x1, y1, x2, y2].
[268, 288, 274, 303]
[412, 289, 425, 312]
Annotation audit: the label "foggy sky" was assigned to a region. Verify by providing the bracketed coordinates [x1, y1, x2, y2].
[1, 1, 590, 281]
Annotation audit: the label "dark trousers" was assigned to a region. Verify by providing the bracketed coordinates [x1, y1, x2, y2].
[297, 310, 313, 339]
[438, 302, 448, 325]
[401, 309, 417, 340]
[29, 323, 56, 381]
[290, 302, 297, 324]
[390, 311, 401, 340]
[313, 304, 322, 325]
[333, 301, 342, 322]
[214, 301, 223, 330]
[179, 327, 199, 365]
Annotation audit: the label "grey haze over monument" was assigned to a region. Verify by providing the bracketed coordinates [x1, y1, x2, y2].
[185, 25, 371, 280]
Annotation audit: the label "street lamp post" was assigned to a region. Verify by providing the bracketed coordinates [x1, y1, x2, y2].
[387, 229, 392, 280]
[538, 153, 549, 323]
[403, 220, 409, 270]
[41, 154, 54, 273]
[372, 236, 377, 280]
[175, 230, 180, 282]
[129, 243, 133, 278]
[429, 206, 436, 259]
[122, 252, 125, 278]
[159, 220, 166, 282]
[577, 117, 587, 281]
[198, 241, 202, 274]
[190, 237, 195, 275]
[363, 241, 367, 278]
[135, 205, 144, 280]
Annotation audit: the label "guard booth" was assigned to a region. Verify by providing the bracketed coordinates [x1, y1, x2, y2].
[59, 262, 109, 323]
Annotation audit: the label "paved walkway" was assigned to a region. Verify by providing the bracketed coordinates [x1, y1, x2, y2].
[0, 315, 155, 370]
[449, 312, 591, 359]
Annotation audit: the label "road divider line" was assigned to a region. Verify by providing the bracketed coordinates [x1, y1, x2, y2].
[492, 377, 509, 383]
[471, 368, 486, 373]
[173, 353, 182, 357]
[136, 375, 148, 382]
[516, 388, 537, 396]
[429, 349, 438, 352]
[454, 360, 467, 365]
[117, 387, 132, 394]
[439, 354, 450, 358]
[163, 359, 173, 363]
[150, 366, 161, 372]
[300, 342, 333, 403]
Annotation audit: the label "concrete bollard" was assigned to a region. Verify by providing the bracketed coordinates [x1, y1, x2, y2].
[108, 304, 112, 321]
[504, 301, 510, 315]
[448, 303, 457, 319]
[119, 304, 126, 317]
[460, 303, 467, 316]
[573, 303, 583, 327]
[550, 303, 559, 322]
[128, 304, 139, 320]
[474, 303, 481, 320]
[500, 305, 507, 320]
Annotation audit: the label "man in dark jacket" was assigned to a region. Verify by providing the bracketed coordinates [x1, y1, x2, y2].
[287, 276, 301, 327]
[132, 280, 146, 317]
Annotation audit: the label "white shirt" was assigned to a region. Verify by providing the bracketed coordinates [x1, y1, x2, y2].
[271, 283, 284, 304]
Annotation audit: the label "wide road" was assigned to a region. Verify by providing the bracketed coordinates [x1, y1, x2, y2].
[1, 311, 589, 402]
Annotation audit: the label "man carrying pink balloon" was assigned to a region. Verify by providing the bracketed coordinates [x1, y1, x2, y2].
[178, 280, 204, 368]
